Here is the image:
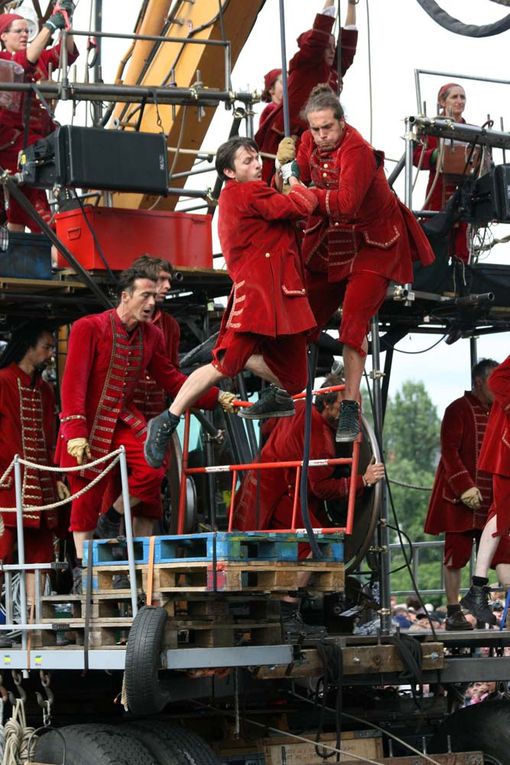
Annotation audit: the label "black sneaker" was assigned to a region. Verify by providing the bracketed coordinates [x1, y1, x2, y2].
[281, 602, 327, 642]
[239, 385, 295, 420]
[445, 609, 474, 631]
[335, 400, 360, 443]
[144, 410, 180, 468]
[95, 512, 121, 540]
[460, 585, 497, 626]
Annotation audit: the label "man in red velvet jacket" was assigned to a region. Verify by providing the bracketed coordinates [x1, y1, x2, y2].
[0, 321, 67, 567]
[57, 265, 233, 588]
[233, 372, 384, 639]
[461, 354, 510, 625]
[283, 85, 435, 443]
[256, 0, 358, 183]
[425, 359, 510, 630]
[144, 136, 318, 471]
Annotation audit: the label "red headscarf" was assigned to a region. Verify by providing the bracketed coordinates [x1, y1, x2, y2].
[261, 68, 282, 102]
[0, 13, 24, 37]
[437, 82, 463, 114]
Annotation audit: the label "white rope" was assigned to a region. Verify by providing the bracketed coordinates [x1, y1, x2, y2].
[0, 450, 123, 513]
[1, 699, 34, 765]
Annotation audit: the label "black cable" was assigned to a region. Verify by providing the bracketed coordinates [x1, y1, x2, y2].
[415, 0, 510, 37]
[314, 642, 343, 761]
[73, 192, 118, 286]
[300, 345, 323, 560]
[381, 334, 447, 356]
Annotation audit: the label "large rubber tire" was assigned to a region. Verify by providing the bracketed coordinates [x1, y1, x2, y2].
[35, 723, 159, 765]
[429, 699, 510, 763]
[124, 606, 170, 716]
[122, 721, 220, 765]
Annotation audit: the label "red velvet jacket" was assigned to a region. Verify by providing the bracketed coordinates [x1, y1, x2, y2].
[132, 309, 181, 421]
[425, 392, 493, 535]
[0, 364, 59, 529]
[233, 402, 362, 531]
[0, 42, 79, 155]
[217, 180, 317, 337]
[256, 13, 357, 183]
[296, 126, 435, 283]
[56, 309, 218, 478]
[479, 355, 510, 477]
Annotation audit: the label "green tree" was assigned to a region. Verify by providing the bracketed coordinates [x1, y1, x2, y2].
[384, 380, 440, 472]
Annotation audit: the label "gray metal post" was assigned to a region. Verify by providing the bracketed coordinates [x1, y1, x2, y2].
[119, 447, 138, 617]
[92, 0, 103, 125]
[370, 319, 392, 635]
[13, 457, 27, 645]
[278, 0, 290, 137]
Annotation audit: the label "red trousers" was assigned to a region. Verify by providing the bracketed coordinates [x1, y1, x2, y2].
[68, 422, 164, 532]
[444, 529, 510, 569]
[306, 270, 389, 357]
[488, 474, 510, 539]
[212, 328, 309, 395]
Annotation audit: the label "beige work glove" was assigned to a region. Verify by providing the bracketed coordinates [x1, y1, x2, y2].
[460, 486, 483, 510]
[67, 437, 91, 466]
[276, 136, 296, 166]
[218, 390, 237, 414]
[56, 480, 70, 500]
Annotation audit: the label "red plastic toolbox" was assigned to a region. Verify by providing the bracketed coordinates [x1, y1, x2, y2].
[55, 206, 213, 271]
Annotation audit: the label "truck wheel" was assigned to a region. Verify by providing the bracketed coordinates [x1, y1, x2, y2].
[430, 699, 510, 763]
[124, 606, 170, 716]
[35, 723, 159, 765]
[122, 722, 220, 765]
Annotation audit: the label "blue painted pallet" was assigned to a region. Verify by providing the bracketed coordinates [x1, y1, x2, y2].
[84, 538, 149, 566]
[155, 532, 343, 564]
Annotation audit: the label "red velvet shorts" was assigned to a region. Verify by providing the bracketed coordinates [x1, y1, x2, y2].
[0, 523, 54, 565]
[444, 528, 510, 569]
[212, 328, 308, 395]
[487, 474, 510, 538]
[305, 270, 389, 357]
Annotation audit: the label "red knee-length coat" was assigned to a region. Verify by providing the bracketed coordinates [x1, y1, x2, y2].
[232, 402, 363, 531]
[424, 392, 493, 535]
[56, 309, 218, 479]
[479, 355, 510, 477]
[295, 126, 435, 284]
[0, 364, 59, 529]
[255, 12, 358, 183]
[217, 180, 317, 337]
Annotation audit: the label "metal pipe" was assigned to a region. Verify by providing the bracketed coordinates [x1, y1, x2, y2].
[13, 456, 27, 646]
[278, 0, 290, 137]
[92, 0, 103, 126]
[370, 317, 392, 636]
[119, 446, 138, 617]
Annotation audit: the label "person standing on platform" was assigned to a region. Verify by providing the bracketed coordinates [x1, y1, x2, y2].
[0, 3, 78, 231]
[256, 0, 358, 183]
[57, 265, 234, 593]
[143, 136, 318, 470]
[461, 355, 510, 625]
[281, 85, 434, 443]
[424, 359, 510, 630]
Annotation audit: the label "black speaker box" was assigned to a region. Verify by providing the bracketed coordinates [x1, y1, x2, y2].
[468, 164, 510, 225]
[19, 126, 169, 195]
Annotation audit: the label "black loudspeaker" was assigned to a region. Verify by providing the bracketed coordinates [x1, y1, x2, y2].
[466, 164, 510, 225]
[19, 126, 169, 195]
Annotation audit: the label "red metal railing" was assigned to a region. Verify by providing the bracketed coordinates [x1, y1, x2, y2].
[176, 385, 361, 536]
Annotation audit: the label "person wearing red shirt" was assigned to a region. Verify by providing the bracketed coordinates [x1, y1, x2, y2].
[425, 359, 510, 630]
[0, 4, 78, 231]
[256, 0, 358, 184]
[57, 265, 233, 592]
[461, 355, 510, 625]
[233, 372, 385, 639]
[413, 82, 472, 264]
[144, 136, 318, 470]
[282, 84, 434, 443]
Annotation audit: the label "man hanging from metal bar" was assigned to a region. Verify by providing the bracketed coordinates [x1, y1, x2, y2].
[256, 0, 358, 183]
[278, 85, 435, 443]
[143, 135, 318, 470]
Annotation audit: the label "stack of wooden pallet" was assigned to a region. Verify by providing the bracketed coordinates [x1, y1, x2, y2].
[38, 531, 344, 650]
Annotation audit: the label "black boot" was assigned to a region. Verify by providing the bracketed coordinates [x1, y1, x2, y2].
[460, 585, 497, 626]
[239, 385, 295, 420]
[335, 400, 360, 443]
[144, 410, 180, 468]
[280, 600, 327, 642]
